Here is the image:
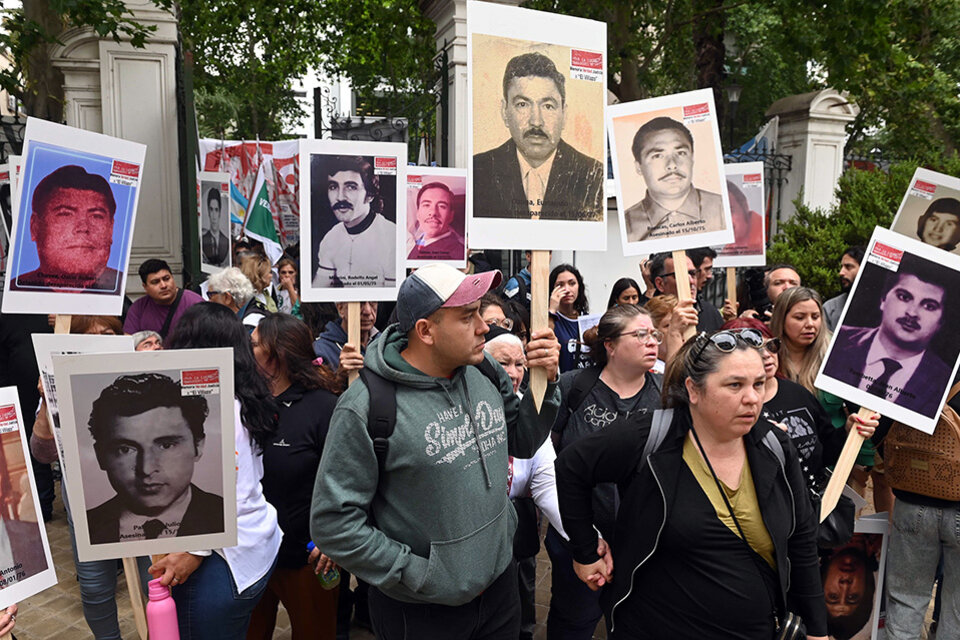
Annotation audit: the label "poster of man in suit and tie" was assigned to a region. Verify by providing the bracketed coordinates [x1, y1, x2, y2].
[468, 1, 607, 252]
[198, 172, 231, 273]
[817, 227, 960, 434]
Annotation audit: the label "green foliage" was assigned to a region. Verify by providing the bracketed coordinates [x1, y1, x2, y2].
[194, 86, 240, 140]
[767, 155, 960, 298]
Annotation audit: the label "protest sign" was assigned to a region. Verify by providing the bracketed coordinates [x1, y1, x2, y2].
[54, 349, 237, 561]
[198, 172, 232, 273]
[405, 167, 467, 268]
[608, 89, 734, 257]
[817, 227, 960, 434]
[467, 0, 607, 252]
[298, 140, 406, 302]
[889, 167, 960, 256]
[0, 387, 57, 610]
[2, 118, 145, 315]
[713, 162, 766, 267]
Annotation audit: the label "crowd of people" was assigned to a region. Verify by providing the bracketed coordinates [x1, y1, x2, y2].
[0, 238, 954, 640]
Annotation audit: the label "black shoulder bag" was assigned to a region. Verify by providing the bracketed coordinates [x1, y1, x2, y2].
[689, 425, 806, 640]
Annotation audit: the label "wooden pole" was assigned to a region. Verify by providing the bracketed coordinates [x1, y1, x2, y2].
[671, 250, 697, 341]
[528, 250, 550, 412]
[820, 406, 876, 522]
[347, 302, 361, 385]
[53, 314, 72, 335]
[726, 267, 737, 309]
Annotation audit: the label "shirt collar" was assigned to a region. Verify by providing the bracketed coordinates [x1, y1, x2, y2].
[118, 485, 193, 541]
[516, 148, 558, 188]
[642, 188, 701, 229]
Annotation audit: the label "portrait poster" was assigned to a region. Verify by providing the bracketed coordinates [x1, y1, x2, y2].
[198, 171, 232, 274]
[405, 167, 467, 268]
[0, 387, 58, 610]
[608, 88, 734, 256]
[7, 156, 21, 230]
[298, 139, 406, 303]
[467, 1, 607, 252]
[31, 334, 134, 473]
[816, 227, 960, 433]
[820, 514, 889, 640]
[888, 167, 960, 256]
[0, 165, 8, 275]
[53, 349, 237, 562]
[1, 118, 146, 316]
[713, 162, 766, 267]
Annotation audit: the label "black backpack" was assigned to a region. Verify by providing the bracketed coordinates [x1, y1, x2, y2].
[358, 359, 501, 472]
[498, 272, 531, 310]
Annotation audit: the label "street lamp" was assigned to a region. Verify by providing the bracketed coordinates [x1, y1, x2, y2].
[725, 81, 742, 151]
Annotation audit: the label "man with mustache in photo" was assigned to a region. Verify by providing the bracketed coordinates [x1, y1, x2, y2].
[823, 254, 957, 416]
[407, 182, 464, 261]
[313, 155, 396, 288]
[624, 116, 724, 242]
[11, 164, 124, 294]
[473, 52, 604, 221]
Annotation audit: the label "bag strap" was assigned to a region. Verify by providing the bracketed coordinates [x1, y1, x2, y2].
[638, 408, 673, 472]
[359, 368, 396, 473]
[565, 366, 603, 413]
[949, 380, 960, 402]
[158, 288, 184, 339]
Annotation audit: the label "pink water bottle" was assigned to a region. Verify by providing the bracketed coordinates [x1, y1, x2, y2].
[146, 578, 180, 640]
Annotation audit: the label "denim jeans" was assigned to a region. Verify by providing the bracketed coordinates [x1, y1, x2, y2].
[544, 525, 604, 640]
[63, 480, 152, 640]
[172, 551, 276, 639]
[885, 499, 960, 640]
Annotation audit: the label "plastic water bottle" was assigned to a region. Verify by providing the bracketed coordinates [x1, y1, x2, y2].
[146, 578, 180, 640]
[307, 541, 340, 590]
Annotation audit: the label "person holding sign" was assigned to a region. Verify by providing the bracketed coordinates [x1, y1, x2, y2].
[555, 330, 827, 638]
[10, 165, 123, 294]
[623, 117, 724, 242]
[473, 53, 604, 221]
[311, 264, 561, 640]
[822, 254, 955, 416]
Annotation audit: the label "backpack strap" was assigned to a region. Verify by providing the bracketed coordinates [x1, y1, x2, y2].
[475, 357, 501, 389]
[638, 408, 673, 472]
[761, 428, 786, 467]
[359, 368, 396, 473]
[949, 381, 960, 402]
[565, 366, 603, 414]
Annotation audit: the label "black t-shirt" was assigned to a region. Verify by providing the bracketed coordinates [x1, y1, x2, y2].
[762, 378, 846, 487]
[261, 383, 338, 569]
[553, 368, 662, 538]
[614, 465, 777, 639]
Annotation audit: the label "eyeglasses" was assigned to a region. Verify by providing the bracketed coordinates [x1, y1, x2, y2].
[692, 328, 765, 362]
[488, 318, 514, 331]
[761, 337, 781, 354]
[657, 269, 698, 280]
[207, 290, 221, 296]
[617, 328, 664, 344]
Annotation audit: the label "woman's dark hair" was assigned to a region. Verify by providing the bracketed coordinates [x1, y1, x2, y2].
[478, 292, 505, 317]
[661, 330, 762, 408]
[276, 256, 300, 291]
[71, 315, 123, 335]
[255, 313, 341, 394]
[549, 263, 589, 315]
[505, 299, 530, 341]
[166, 302, 278, 452]
[583, 304, 650, 367]
[606, 277, 642, 309]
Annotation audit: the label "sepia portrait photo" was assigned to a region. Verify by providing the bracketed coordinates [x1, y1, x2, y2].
[817, 227, 960, 433]
[889, 167, 960, 257]
[467, 1, 607, 251]
[54, 349, 237, 561]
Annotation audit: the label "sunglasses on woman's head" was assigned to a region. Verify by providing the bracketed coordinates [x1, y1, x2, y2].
[692, 328, 765, 362]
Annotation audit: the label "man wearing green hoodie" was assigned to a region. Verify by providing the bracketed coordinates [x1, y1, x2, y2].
[311, 263, 561, 639]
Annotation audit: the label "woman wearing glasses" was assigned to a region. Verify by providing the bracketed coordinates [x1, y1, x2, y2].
[546, 304, 663, 639]
[556, 328, 829, 639]
[723, 318, 878, 489]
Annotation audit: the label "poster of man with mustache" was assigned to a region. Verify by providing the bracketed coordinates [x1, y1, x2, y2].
[817, 227, 960, 433]
[607, 89, 734, 256]
[467, 1, 608, 252]
[298, 140, 406, 303]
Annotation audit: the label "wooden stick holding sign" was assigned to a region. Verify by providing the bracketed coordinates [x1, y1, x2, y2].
[672, 250, 698, 342]
[528, 250, 551, 412]
[820, 406, 877, 522]
[53, 315, 149, 640]
[726, 268, 737, 311]
[347, 302, 361, 386]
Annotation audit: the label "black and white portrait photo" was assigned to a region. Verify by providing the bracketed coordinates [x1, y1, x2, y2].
[53, 349, 237, 561]
[298, 140, 405, 303]
[889, 167, 960, 257]
[199, 173, 231, 272]
[818, 228, 960, 433]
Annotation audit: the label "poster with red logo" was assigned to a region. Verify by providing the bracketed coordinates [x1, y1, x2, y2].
[197, 171, 232, 274]
[405, 166, 467, 268]
[53, 348, 237, 561]
[608, 88, 734, 256]
[2, 118, 146, 315]
[298, 139, 406, 302]
[817, 227, 960, 433]
[889, 167, 960, 257]
[713, 162, 766, 267]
